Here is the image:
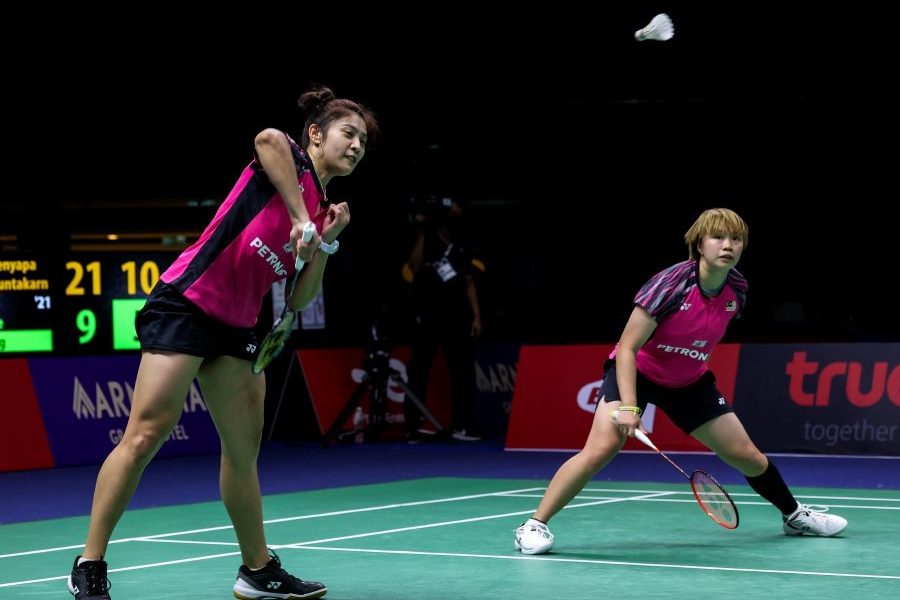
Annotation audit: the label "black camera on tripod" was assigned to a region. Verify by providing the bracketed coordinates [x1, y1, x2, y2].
[321, 317, 448, 444]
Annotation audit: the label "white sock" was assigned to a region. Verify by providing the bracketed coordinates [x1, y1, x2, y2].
[77, 556, 100, 566]
[526, 518, 546, 527]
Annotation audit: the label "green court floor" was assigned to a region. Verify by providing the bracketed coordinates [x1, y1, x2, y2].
[2, 478, 898, 599]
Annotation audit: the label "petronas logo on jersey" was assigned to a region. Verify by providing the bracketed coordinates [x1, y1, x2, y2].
[249, 237, 288, 277]
[725, 301, 737, 312]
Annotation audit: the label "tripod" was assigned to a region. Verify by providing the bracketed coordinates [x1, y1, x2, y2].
[323, 343, 447, 444]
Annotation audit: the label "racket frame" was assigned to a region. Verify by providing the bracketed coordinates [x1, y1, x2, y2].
[632, 428, 739, 529]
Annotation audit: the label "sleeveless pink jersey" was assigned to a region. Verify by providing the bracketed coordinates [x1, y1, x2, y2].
[611, 260, 748, 388]
[160, 136, 327, 328]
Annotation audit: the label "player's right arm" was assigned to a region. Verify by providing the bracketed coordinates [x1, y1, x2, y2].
[613, 306, 657, 435]
[254, 128, 317, 263]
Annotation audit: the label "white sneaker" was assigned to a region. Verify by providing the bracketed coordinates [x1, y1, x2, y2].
[782, 504, 848, 536]
[515, 519, 554, 554]
[452, 429, 483, 442]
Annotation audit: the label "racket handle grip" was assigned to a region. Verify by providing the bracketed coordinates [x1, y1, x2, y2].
[633, 429, 658, 451]
[294, 222, 318, 271]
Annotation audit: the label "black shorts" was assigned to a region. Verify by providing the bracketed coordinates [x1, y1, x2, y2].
[136, 282, 259, 361]
[600, 359, 733, 434]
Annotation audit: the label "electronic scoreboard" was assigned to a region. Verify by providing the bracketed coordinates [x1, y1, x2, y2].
[0, 252, 176, 355]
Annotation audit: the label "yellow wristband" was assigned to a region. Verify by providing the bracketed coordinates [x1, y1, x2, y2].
[616, 405, 642, 416]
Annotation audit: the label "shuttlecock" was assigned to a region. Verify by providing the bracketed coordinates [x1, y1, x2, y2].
[635, 13, 674, 41]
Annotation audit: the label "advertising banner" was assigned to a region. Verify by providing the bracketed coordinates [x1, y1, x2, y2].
[28, 356, 220, 467]
[505, 344, 742, 452]
[0, 358, 55, 471]
[737, 344, 899, 454]
[473, 343, 520, 437]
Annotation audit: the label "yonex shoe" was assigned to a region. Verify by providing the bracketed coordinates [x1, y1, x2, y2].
[233, 550, 326, 599]
[782, 504, 848, 536]
[68, 556, 112, 600]
[515, 518, 554, 555]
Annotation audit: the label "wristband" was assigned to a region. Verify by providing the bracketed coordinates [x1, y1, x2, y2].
[319, 238, 340, 255]
[616, 405, 642, 416]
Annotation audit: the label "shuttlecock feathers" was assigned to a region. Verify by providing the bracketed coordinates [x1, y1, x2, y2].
[635, 13, 674, 42]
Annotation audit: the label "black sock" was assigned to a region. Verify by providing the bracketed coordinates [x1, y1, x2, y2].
[745, 459, 799, 515]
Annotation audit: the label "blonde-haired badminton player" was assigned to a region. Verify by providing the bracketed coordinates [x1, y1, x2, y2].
[515, 208, 848, 555]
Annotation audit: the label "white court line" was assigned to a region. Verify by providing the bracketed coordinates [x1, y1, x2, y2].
[505, 495, 900, 510]
[575, 488, 900, 502]
[276, 492, 672, 549]
[294, 546, 900, 581]
[141, 492, 676, 551]
[3, 485, 898, 587]
[0, 490, 671, 587]
[0, 486, 548, 560]
[0, 552, 243, 588]
[4, 486, 897, 561]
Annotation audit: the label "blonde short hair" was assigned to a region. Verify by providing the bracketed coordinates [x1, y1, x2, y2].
[684, 208, 749, 260]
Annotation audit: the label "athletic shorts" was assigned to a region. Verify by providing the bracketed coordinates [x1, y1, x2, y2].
[600, 359, 733, 434]
[136, 282, 259, 361]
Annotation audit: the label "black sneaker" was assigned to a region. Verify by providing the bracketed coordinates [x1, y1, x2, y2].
[68, 556, 112, 599]
[233, 550, 327, 599]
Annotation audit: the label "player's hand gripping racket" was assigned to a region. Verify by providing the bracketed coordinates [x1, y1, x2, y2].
[633, 429, 740, 529]
[251, 222, 316, 375]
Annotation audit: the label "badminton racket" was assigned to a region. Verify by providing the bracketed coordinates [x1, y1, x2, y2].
[633, 428, 739, 529]
[251, 222, 316, 374]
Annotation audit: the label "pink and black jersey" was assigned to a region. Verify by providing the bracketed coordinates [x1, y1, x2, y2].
[611, 260, 748, 388]
[160, 135, 327, 328]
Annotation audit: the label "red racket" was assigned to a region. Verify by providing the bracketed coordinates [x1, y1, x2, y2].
[633, 429, 739, 529]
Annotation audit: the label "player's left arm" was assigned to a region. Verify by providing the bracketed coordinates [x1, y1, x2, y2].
[290, 202, 350, 310]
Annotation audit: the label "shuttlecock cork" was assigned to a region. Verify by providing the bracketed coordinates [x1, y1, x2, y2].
[635, 13, 674, 41]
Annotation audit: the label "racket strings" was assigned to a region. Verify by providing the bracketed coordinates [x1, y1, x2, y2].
[690, 471, 739, 529]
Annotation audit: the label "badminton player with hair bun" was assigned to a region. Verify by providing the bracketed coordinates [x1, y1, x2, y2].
[515, 208, 848, 555]
[68, 86, 379, 600]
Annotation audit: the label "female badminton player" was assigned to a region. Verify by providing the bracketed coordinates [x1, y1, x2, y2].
[68, 86, 379, 600]
[514, 208, 848, 555]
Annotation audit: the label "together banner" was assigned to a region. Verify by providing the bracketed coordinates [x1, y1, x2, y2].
[738, 344, 899, 454]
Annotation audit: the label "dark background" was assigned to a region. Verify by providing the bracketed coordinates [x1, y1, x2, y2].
[3, 4, 895, 346]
